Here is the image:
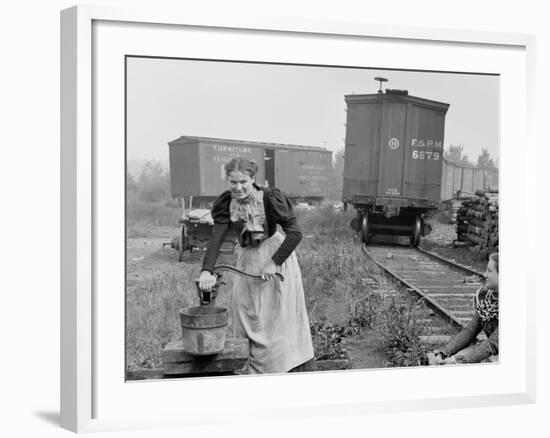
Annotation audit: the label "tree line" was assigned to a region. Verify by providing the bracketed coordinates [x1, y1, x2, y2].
[127, 161, 171, 203]
[444, 145, 498, 170]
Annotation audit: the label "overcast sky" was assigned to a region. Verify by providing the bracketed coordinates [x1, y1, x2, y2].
[126, 57, 498, 166]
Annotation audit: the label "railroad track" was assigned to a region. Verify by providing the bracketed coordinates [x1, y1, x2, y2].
[363, 243, 484, 330]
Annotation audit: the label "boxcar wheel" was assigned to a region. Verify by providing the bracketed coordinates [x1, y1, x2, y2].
[361, 214, 371, 245]
[411, 216, 422, 247]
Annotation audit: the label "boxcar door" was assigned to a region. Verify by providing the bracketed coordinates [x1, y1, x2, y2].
[274, 149, 298, 196]
[264, 149, 275, 188]
[377, 101, 407, 198]
[342, 101, 381, 199]
[403, 106, 446, 202]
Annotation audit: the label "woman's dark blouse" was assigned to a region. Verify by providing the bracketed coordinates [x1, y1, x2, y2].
[201, 186, 302, 273]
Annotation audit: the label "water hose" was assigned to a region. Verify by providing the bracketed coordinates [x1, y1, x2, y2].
[213, 264, 284, 282]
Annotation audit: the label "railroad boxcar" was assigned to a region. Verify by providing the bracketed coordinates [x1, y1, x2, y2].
[168, 136, 333, 207]
[441, 158, 499, 200]
[342, 88, 450, 246]
[168, 136, 333, 258]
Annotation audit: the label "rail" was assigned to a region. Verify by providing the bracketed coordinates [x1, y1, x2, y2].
[363, 244, 484, 329]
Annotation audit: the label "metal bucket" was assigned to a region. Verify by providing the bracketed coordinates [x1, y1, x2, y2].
[179, 305, 229, 355]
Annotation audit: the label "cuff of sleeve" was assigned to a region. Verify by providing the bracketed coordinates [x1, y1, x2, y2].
[271, 255, 285, 266]
[459, 342, 493, 363]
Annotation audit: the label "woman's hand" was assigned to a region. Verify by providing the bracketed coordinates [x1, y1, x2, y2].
[427, 350, 456, 365]
[439, 356, 458, 365]
[260, 260, 280, 281]
[427, 351, 445, 365]
[198, 270, 217, 292]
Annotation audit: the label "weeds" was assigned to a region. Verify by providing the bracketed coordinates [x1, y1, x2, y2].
[310, 321, 349, 360]
[126, 268, 234, 369]
[376, 296, 430, 367]
[126, 272, 192, 369]
[298, 238, 371, 325]
[127, 196, 181, 228]
[348, 290, 383, 331]
[295, 204, 352, 238]
[295, 206, 385, 360]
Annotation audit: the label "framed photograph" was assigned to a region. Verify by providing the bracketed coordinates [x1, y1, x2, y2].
[61, 5, 536, 433]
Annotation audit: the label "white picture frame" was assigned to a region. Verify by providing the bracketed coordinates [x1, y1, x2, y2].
[60, 5, 536, 433]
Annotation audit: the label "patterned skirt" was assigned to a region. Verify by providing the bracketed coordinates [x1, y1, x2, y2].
[232, 232, 314, 374]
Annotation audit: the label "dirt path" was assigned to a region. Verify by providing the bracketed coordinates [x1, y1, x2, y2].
[346, 329, 389, 369]
[126, 228, 235, 295]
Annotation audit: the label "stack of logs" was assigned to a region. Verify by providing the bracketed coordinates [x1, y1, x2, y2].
[454, 190, 499, 253]
[449, 199, 462, 224]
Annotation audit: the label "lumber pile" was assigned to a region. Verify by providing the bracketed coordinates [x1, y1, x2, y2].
[447, 199, 461, 224]
[454, 190, 499, 253]
[449, 191, 473, 224]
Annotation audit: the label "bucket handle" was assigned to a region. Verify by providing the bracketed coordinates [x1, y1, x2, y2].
[213, 264, 284, 282]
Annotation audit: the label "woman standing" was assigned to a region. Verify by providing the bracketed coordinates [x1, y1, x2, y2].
[430, 252, 499, 365]
[198, 157, 315, 374]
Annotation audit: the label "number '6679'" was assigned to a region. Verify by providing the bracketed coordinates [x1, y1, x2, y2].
[412, 150, 440, 160]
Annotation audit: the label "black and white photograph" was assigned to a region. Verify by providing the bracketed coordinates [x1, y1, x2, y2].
[125, 57, 500, 380]
[4, 0, 547, 435]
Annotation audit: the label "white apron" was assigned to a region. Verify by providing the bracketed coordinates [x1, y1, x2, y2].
[232, 232, 314, 374]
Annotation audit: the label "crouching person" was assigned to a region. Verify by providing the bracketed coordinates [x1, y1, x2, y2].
[429, 253, 499, 365]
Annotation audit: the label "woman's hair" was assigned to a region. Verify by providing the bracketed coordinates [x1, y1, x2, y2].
[224, 157, 259, 178]
[488, 252, 499, 272]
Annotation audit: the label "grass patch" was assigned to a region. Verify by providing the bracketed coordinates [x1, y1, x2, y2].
[126, 272, 192, 369]
[127, 197, 181, 228]
[296, 206, 372, 326]
[126, 190, 182, 238]
[126, 256, 236, 370]
[294, 206, 385, 361]
[376, 296, 430, 367]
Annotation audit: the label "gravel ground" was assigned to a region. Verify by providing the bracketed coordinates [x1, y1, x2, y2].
[422, 215, 490, 274]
